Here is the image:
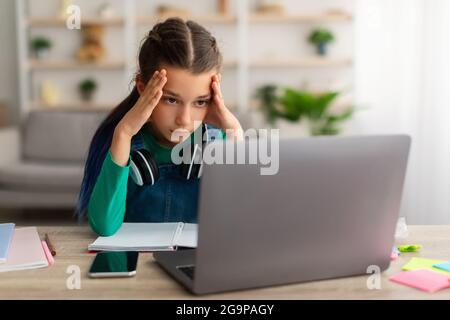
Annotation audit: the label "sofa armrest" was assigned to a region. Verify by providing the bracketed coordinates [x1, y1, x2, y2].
[0, 127, 21, 166]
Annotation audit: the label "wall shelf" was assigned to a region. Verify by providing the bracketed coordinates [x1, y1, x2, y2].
[26, 16, 125, 27]
[28, 59, 236, 70]
[250, 57, 353, 68]
[249, 13, 352, 23]
[137, 14, 237, 25]
[31, 101, 117, 111]
[27, 59, 126, 70]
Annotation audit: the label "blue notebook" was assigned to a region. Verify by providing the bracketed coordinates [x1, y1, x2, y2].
[0, 223, 15, 263]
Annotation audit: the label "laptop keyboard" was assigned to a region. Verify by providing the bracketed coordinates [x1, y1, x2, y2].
[177, 265, 195, 279]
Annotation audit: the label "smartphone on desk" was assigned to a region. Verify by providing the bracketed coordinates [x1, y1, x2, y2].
[89, 251, 139, 278]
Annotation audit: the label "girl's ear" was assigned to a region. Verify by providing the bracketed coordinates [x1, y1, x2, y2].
[135, 74, 145, 95]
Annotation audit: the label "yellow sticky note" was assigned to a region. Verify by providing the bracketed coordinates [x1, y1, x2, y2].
[402, 258, 450, 277]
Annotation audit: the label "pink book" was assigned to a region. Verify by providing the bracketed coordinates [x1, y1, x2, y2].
[0, 227, 48, 272]
[390, 270, 450, 293]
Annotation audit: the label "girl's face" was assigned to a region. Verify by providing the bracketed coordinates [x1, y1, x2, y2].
[137, 64, 217, 148]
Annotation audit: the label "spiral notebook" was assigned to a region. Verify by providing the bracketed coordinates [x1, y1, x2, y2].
[88, 223, 198, 252]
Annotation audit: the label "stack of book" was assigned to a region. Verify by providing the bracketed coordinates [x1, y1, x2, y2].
[0, 223, 50, 272]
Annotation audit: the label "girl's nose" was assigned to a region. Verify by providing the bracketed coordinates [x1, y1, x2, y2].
[175, 105, 192, 127]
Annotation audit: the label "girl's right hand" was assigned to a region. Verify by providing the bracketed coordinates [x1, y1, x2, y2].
[116, 69, 167, 138]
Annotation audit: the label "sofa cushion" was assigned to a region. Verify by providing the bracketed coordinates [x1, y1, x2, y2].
[22, 110, 107, 163]
[0, 161, 84, 191]
[0, 190, 78, 209]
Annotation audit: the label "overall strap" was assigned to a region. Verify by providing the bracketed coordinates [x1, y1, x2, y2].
[131, 131, 145, 151]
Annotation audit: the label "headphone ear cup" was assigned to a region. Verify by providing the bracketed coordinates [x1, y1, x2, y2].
[130, 149, 159, 186]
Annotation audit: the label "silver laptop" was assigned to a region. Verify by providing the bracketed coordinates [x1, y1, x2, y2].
[154, 135, 411, 295]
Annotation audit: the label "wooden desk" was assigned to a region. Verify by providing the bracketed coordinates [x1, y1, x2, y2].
[0, 226, 449, 299]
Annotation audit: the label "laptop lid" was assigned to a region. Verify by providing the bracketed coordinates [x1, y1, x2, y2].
[193, 135, 411, 294]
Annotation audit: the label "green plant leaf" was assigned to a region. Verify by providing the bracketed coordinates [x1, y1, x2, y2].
[255, 85, 282, 125]
[327, 109, 354, 123]
[254, 84, 354, 135]
[278, 88, 304, 121]
[31, 37, 52, 50]
[79, 79, 98, 92]
[310, 91, 339, 120]
[308, 28, 335, 45]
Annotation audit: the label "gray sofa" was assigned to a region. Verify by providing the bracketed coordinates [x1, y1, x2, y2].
[0, 110, 106, 209]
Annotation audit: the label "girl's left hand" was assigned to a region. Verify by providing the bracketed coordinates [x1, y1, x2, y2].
[204, 74, 243, 140]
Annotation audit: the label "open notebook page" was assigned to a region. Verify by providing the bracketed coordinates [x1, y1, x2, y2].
[88, 223, 182, 251]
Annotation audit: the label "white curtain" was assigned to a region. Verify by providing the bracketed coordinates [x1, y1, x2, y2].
[354, 0, 450, 224]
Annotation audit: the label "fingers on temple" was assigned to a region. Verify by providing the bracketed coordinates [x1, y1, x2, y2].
[214, 81, 223, 99]
[142, 71, 159, 94]
[144, 72, 166, 103]
[144, 69, 166, 96]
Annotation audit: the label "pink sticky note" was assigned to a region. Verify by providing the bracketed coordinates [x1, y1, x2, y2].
[390, 270, 450, 293]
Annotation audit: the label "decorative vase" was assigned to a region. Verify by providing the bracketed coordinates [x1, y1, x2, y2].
[317, 42, 328, 56]
[80, 90, 95, 102]
[35, 48, 50, 60]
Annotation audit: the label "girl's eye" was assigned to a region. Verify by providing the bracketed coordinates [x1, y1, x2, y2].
[163, 97, 178, 105]
[195, 100, 211, 107]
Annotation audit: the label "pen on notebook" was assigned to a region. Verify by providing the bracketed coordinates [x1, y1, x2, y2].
[45, 233, 56, 256]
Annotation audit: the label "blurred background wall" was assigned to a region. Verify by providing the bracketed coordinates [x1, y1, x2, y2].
[354, 0, 450, 224]
[0, 0, 19, 125]
[0, 0, 449, 224]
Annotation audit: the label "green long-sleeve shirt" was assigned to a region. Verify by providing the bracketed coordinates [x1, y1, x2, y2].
[88, 125, 225, 236]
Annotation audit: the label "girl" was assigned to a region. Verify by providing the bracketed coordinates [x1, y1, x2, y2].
[76, 18, 243, 236]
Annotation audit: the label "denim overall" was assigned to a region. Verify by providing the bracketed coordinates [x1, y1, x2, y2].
[124, 164, 200, 223]
[122, 124, 221, 224]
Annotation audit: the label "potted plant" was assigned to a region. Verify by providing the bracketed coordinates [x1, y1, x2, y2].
[31, 36, 53, 59]
[308, 28, 335, 56]
[78, 78, 98, 102]
[256, 85, 353, 136]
